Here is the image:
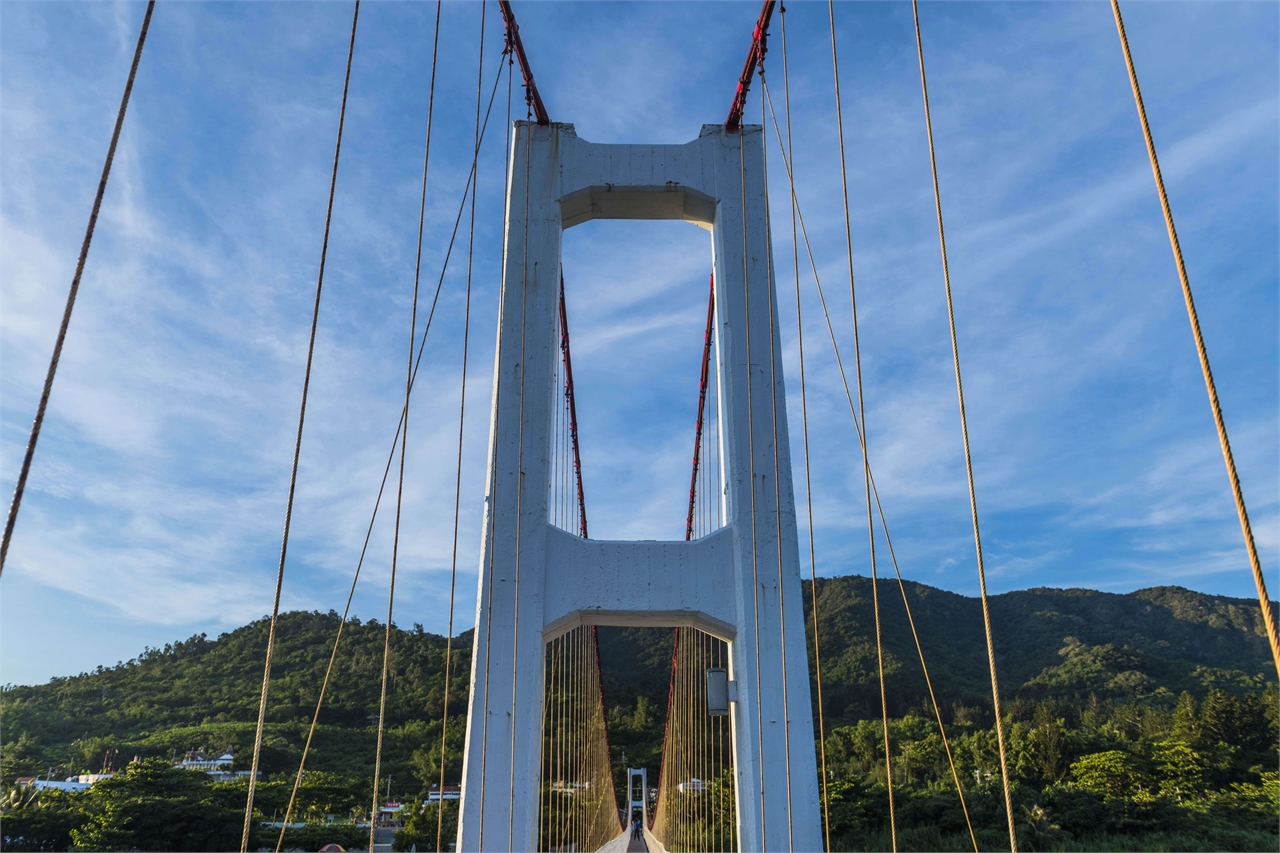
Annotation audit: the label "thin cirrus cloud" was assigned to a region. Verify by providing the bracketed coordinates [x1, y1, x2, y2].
[1, 1, 1275, 686]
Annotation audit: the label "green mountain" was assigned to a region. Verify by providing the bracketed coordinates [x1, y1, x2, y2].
[802, 577, 1276, 724]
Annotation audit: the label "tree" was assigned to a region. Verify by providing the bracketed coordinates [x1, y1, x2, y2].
[1069, 751, 1146, 800]
[1170, 691, 1200, 745]
[1152, 739, 1205, 801]
[1200, 689, 1239, 747]
[69, 759, 242, 852]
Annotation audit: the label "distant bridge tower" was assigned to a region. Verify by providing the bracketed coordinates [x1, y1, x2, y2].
[458, 121, 822, 852]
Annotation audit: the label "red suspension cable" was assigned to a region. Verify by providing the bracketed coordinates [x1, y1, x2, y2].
[559, 276, 588, 539]
[685, 275, 716, 541]
[498, 0, 550, 124]
[725, 0, 776, 132]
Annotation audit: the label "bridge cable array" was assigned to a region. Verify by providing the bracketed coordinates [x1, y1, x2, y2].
[822, 4, 902, 849]
[495, 17, 534, 843]
[435, 7, 500, 850]
[240, 5, 361, 849]
[365, 2, 458, 844]
[540, 231, 621, 851]
[762, 69, 982, 852]
[911, 4, 1019, 849]
[539, 625, 620, 851]
[265, 9, 509, 849]
[778, 4, 832, 849]
[760, 16, 986, 845]
[651, 629, 736, 852]
[761, 51, 799, 853]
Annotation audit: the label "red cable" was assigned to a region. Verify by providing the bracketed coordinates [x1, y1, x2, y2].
[685, 275, 717, 541]
[559, 276, 588, 539]
[725, 1, 777, 131]
[498, 0, 550, 125]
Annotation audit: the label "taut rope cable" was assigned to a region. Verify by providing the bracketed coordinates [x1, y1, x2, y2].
[558, 277, 589, 538]
[370, 1, 451, 843]
[738, 125, 769, 850]
[241, 7, 359, 850]
[825, 5, 896, 846]
[1, 0, 155, 577]
[476, 31, 515, 846]
[761, 77, 979, 853]
[437, 5, 485, 850]
[758, 62, 796, 852]
[505, 29, 531, 847]
[777, 8, 830, 845]
[272, 44, 504, 847]
[686, 275, 717, 542]
[1110, 0, 1279, 680]
[911, 3, 1017, 849]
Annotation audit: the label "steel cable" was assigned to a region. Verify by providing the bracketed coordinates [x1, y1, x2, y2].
[369, 3, 452, 846]
[474, 39, 513, 846]
[762, 74, 980, 853]
[825, 6, 898, 846]
[758, 61, 797, 852]
[910, 3, 1018, 848]
[271, 33, 504, 846]
[434, 1, 484, 847]
[737, 118, 770, 853]
[1, 1, 156, 577]
[1109, 0, 1279, 680]
[241, 6, 359, 850]
[777, 7, 831, 847]
[500, 17, 531, 843]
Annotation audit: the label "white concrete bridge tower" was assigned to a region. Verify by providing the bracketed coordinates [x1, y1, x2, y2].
[457, 120, 822, 852]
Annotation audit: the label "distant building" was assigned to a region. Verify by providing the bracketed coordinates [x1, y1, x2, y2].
[77, 774, 114, 784]
[174, 751, 234, 772]
[16, 770, 117, 793]
[427, 784, 461, 802]
[170, 750, 256, 781]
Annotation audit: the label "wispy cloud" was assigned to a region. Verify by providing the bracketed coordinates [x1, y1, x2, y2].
[1, 1, 1275, 686]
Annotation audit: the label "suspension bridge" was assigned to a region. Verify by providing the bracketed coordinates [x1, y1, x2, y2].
[2, 2, 1276, 853]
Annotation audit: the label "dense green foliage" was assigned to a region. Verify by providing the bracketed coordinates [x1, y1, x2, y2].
[2, 612, 468, 851]
[0, 759, 369, 852]
[2, 579, 1276, 851]
[804, 578, 1276, 723]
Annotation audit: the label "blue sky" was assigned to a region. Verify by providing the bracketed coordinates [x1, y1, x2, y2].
[1, 1, 1275, 687]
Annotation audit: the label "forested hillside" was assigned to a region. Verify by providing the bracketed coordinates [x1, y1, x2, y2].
[2, 578, 1276, 851]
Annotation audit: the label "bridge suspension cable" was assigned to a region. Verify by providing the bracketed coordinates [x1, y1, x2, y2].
[1109, 0, 1279, 681]
[365, 3, 470, 843]
[436, 6, 498, 850]
[686, 275, 718, 542]
[757, 60, 799, 853]
[271, 15, 507, 848]
[539, 625, 621, 852]
[651, 628, 735, 852]
[540, 291, 619, 851]
[777, 4, 831, 847]
[760, 60, 982, 853]
[241, 5, 360, 849]
[0, 0, 155, 578]
[911, 2, 1018, 849]
[821, 5, 899, 848]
